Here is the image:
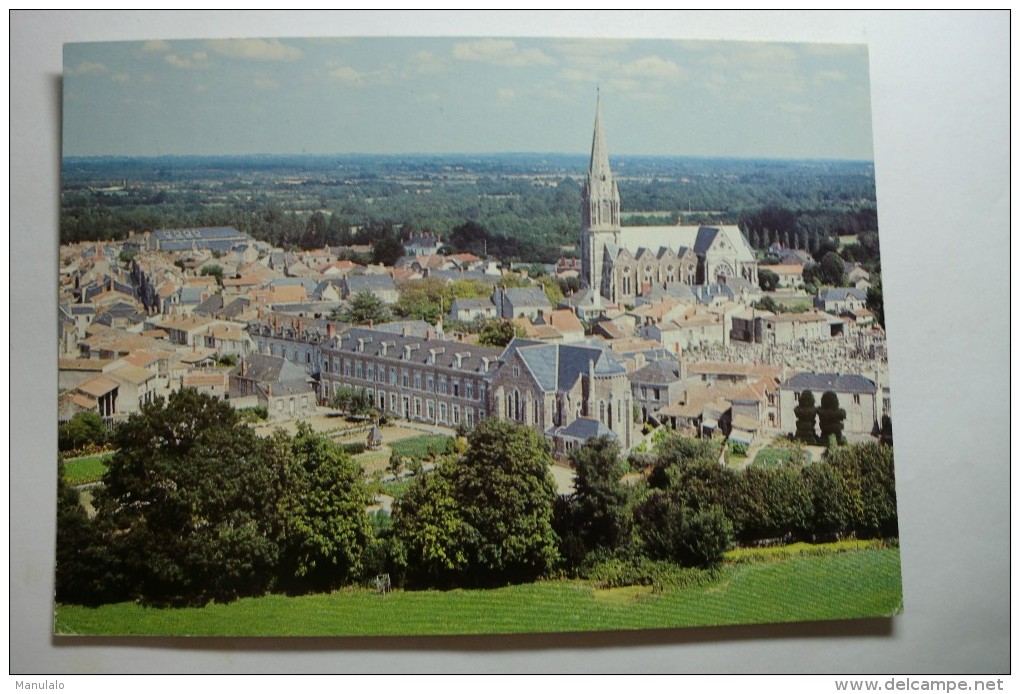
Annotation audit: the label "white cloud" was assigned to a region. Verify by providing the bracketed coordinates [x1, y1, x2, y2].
[817, 70, 847, 82]
[410, 50, 447, 75]
[143, 40, 171, 53]
[452, 39, 554, 67]
[112, 73, 129, 84]
[205, 38, 302, 62]
[329, 65, 363, 86]
[619, 55, 686, 81]
[164, 52, 209, 70]
[68, 61, 107, 76]
[497, 88, 515, 101]
[253, 78, 279, 91]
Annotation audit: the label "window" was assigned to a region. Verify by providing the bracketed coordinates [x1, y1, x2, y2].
[465, 381, 473, 400]
[466, 409, 474, 428]
[355, 362, 363, 379]
[390, 393, 397, 411]
[426, 375, 434, 392]
[439, 403, 447, 422]
[453, 381, 460, 398]
[427, 400, 435, 420]
[654, 388, 660, 401]
[343, 359, 351, 377]
[513, 366, 520, 378]
[402, 370, 409, 388]
[389, 368, 397, 386]
[438, 378, 447, 394]
[322, 357, 330, 373]
[414, 398, 422, 417]
[366, 364, 374, 381]
[853, 394, 861, 405]
[452, 405, 460, 425]
[414, 372, 422, 390]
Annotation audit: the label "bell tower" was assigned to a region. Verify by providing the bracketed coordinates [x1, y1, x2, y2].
[581, 92, 621, 307]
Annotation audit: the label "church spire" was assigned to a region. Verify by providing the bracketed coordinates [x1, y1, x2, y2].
[589, 88, 613, 185]
[582, 91, 620, 231]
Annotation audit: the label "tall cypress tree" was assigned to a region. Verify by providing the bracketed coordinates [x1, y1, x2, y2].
[794, 390, 818, 444]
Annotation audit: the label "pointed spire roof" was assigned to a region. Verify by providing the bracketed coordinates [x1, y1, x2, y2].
[588, 90, 613, 184]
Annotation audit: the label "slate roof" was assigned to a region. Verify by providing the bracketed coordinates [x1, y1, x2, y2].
[149, 227, 251, 252]
[344, 274, 397, 295]
[329, 327, 503, 376]
[817, 287, 868, 302]
[501, 287, 551, 308]
[781, 372, 877, 394]
[233, 354, 308, 384]
[507, 340, 627, 393]
[449, 298, 496, 312]
[552, 417, 617, 441]
[628, 359, 682, 385]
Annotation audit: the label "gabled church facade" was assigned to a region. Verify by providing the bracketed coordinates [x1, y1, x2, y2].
[580, 98, 759, 307]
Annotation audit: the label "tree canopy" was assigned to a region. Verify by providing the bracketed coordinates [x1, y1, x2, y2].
[336, 290, 392, 325]
[93, 389, 281, 605]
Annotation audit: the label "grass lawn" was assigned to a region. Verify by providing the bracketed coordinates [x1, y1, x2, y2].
[62, 453, 114, 485]
[389, 434, 452, 461]
[53, 547, 901, 636]
[752, 447, 809, 468]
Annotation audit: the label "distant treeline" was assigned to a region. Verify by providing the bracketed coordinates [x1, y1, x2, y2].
[61, 155, 878, 265]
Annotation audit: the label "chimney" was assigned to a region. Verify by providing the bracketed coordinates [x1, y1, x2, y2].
[326, 323, 335, 339]
[267, 383, 272, 397]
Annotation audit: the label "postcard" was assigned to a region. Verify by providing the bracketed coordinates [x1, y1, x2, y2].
[55, 36, 900, 636]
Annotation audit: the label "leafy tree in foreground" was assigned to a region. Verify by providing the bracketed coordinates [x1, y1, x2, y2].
[558, 436, 632, 565]
[634, 492, 732, 569]
[391, 459, 469, 587]
[451, 419, 560, 585]
[826, 442, 898, 539]
[276, 423, 373, 592]
[58, 411, 108, 452]
[94, 389, 281, 606]
[794, 390, 819, 444]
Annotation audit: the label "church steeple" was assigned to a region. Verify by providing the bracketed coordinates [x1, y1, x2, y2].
[581, 91, 621, 307]
[583, 91, 621, 231]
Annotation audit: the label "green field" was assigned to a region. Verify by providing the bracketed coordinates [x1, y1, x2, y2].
[62, 453, 113, 485]
[752, 446, 809, 468]
[389, 434, 452, 461]
[53, 548, 901, 636]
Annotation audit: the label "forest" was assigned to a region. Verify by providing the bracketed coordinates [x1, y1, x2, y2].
[60, 154, 879, 265]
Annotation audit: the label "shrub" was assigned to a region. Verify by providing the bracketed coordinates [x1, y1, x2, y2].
[340, 442, 368, 455]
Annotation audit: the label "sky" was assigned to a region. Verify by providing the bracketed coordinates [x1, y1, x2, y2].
[63, 36, 875, 160]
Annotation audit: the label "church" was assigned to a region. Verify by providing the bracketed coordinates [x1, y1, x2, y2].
[579, 97, 759, 310]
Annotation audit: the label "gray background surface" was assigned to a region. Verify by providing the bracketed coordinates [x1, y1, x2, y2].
[11, 11, 1010, 674]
